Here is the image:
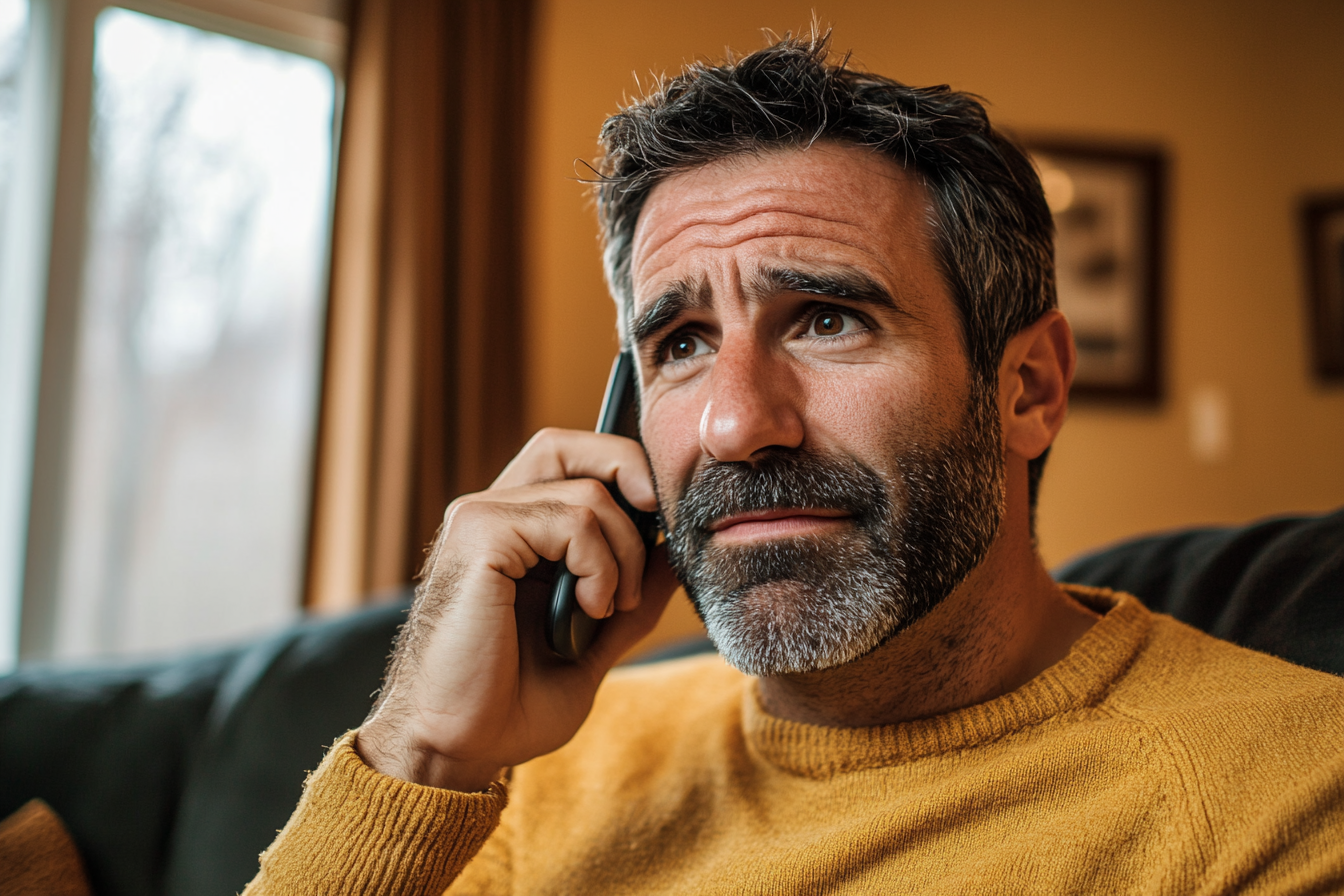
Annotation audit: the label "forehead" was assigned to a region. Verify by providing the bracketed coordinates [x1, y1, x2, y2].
[629, 143, 942, 313]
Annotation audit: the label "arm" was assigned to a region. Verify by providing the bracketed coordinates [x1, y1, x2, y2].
[244, 429, 680, 893]
[242, 733, 506, 896]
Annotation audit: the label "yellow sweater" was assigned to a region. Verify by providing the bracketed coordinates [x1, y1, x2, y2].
[246, 588, 1344, 895]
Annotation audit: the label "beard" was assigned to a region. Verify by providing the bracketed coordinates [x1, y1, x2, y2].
[662, 382, 1006, 677]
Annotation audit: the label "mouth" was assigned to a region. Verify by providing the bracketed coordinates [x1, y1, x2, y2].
[708, 508, 852, 544]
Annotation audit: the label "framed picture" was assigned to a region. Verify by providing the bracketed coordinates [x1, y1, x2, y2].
[1302, 194, 1344, 382]
[1026, 141, 1168, 401]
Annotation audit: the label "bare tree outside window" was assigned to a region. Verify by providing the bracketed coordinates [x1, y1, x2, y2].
[51, 8, 335, 659]
[0, 0, 26, 223]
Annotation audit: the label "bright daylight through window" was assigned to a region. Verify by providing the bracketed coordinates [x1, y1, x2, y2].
[0, 0, 32, 672]
[0, 1, 25, 220]
[47, 8, 335, 660]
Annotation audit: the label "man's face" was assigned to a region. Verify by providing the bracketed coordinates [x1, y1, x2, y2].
[629, 144, 1005, 675]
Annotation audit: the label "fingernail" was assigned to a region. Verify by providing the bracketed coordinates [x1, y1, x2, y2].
[604, 597, 615, 618]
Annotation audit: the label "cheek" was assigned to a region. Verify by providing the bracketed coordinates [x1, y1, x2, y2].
[641, 388, 706, 506]
[799, 358, 965, 460]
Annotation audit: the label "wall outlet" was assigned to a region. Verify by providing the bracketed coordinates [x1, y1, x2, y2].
[1189, 385, 1231, 463]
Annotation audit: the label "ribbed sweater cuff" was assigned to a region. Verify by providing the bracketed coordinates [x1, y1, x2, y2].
[248, 730, 507, 896]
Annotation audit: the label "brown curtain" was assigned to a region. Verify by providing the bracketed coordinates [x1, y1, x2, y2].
[304, 0, 533, 611]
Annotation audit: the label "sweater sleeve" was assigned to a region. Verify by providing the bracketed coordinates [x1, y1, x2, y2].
[1197, 743, 1344, 896]
[242, 731, 508, 896]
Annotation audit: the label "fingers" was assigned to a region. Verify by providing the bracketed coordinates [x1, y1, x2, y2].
[581, 543, 682, 670]
[492, 429, 658, 512]
[358, 430, 674, 788]
[443, 477, 648, 620]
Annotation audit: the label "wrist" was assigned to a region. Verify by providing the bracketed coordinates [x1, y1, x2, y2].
[354, 728, 505, 792]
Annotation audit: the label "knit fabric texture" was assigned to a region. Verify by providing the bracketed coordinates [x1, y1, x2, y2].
[247, 588, 1344, 895]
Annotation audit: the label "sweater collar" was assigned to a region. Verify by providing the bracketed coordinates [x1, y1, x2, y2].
[741, 587, 1150, 777]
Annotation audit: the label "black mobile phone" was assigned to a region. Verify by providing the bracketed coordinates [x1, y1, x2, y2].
[545, 352, 661, 661]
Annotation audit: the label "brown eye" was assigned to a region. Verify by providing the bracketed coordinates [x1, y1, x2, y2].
[663, 332, 709, 363]
[670, 336, 697, 359]
[813, 312, 845, 336]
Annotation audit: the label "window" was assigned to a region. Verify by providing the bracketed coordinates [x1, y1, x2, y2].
[3, 0, 343, 668]
[0, 0, 35, 671]
[0, 1, 26, 216]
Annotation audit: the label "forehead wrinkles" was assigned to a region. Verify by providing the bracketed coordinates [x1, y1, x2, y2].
[633, 169, 895, 252]
[630, 150, 928, 310]
[633, 205, 898, 304]
[632, 145, 908, 246]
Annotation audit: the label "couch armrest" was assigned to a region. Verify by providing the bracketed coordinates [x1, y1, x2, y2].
[0, 649, 237, 896]
[0, 598, 409, 896]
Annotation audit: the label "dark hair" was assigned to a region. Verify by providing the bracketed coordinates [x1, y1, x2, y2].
[594, 31, 1057, 513]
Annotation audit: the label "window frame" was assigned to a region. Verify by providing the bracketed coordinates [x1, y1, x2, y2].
[5, 0, 345, 668]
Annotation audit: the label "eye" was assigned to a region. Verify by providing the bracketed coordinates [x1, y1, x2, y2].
[807, 309, 864, 338]
[661, 331, 712, 363]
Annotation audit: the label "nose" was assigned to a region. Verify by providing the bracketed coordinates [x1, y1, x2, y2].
[699, 337, 805, 462]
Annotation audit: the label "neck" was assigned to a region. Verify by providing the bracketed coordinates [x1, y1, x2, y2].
[755, 526, 1099, 729]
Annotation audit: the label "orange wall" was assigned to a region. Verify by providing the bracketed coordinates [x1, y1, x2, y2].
[522, 0, 1344, 569]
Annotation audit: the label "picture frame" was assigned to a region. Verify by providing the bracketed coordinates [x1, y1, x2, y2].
[1302, 194, 1344, 382]
[1026, 141, 1168, 401]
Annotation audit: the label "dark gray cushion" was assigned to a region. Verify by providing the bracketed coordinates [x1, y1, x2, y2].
[1053, 508, 1344, 676]
[0, 650, 235, 896]
[162, 599, 407, 895]
[0, 599, 408, 896]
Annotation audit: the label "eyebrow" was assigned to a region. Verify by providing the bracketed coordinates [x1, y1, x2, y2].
[749, 266, 901, 312]
[628, 265, 902, 348]
[630, 276, 713, 346]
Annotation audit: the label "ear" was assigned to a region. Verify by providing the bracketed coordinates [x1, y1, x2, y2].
[998, 310, 1074, 461]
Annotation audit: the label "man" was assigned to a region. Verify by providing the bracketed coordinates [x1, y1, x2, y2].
[247, 35, 1344, 894]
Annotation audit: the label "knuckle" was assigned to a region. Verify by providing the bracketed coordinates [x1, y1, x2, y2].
[569, 503, 601, 530]
[445, 499, 542, 543]
[534, 427, 565, 451]
[444, 499, 490, 528]
[443, 492, 486, 523]
[573, 477, 609, 504]
[479, 546, 519, 573]
[441, 499, 462, 524]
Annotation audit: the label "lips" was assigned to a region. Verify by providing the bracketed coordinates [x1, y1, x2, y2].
[707, 508, 852, 542]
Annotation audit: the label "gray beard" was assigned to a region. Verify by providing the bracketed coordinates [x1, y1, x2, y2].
[663, 384, 1005, 677]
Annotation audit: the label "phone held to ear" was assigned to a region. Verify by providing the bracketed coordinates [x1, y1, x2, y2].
[545, 352, 661, 661]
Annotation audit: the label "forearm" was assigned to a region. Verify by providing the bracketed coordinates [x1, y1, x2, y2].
[243, 731, 508, 896]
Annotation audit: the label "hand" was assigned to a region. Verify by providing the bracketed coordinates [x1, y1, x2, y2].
[355, 429, 681, 791]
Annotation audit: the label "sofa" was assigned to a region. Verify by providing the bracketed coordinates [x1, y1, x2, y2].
[2, 508, 1341, 896]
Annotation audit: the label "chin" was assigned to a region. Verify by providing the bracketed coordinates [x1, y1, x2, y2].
[694, 577, 914, 677]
